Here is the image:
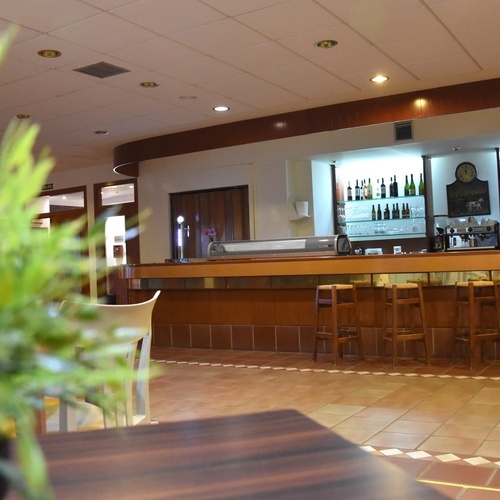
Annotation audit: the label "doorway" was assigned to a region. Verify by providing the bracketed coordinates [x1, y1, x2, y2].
[94, 179, 140, 300]
[170, 185, 250, 259]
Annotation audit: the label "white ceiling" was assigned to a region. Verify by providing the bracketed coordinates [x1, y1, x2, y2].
[0, 0, 499, 173]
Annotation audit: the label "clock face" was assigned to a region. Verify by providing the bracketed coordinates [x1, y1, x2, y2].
[455, 162, 477, 183]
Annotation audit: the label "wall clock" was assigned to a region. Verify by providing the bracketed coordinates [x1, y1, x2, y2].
[447, 162, 490, 217]
[455, 162, 477, 183]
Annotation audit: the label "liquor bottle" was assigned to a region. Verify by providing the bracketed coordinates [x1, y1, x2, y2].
[380, 178, 386, 198]
[347, 181, 352, 201]
[375, 179, 381, 198]
[401, 203, 408, 218]
[367, 178, 373, 199]
[391, 204, 396, 219]
[395, 203, 400, 219]
[409, 174, 416, 196]
[371, 204, 376, 220]
[393, 175, 399, 197]
[418, 173, 425, 195]
[355, 179, 360, 200]
[383, 203, 390, 220]
[404, 175, 410, 196]
[389, 177, 394, 198]
[377, 203, 382, 220]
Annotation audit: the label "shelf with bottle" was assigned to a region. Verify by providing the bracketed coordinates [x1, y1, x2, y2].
[344, 174, 425, 202]
[338, 217, 426, 240]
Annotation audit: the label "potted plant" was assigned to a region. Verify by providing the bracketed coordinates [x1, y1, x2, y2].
[0, 28, 145, 499]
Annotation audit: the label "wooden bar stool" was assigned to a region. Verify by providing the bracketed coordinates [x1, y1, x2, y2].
[312, 284, 363, 365]
[451, 281, 500, 370]
[381, 283, 430, 368]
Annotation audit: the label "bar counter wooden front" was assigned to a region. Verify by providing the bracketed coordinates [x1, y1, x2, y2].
[118, 251, 500, 359]
[8, 410, 446, 499]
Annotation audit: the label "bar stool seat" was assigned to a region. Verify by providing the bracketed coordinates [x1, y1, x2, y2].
[451, 281, 500, 370]
[381, 282, 430, 368]
[312, 284, 363, 365]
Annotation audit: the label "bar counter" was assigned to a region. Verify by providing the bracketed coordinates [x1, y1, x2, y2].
[117, 251, 500, 359]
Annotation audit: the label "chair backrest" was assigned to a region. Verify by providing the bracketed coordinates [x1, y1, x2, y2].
[60, 290, 160, 427]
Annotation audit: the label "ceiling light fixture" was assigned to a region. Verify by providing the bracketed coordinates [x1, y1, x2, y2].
[94, 130, 109, 135]
[314, 39, 338, 49]
[452, 146, 461, 151]
[371, 75, 389, 83]
[16, 114, 30, 119]
[37, 49, 61, 58]
[140, 81, 159, 88]
[213, 106, 229, 112]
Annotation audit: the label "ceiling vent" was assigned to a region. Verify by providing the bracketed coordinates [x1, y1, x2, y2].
[73, 61, 130, 79]
[394, 121, 413, 142]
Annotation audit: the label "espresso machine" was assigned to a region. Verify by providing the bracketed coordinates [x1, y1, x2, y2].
[445, 220, 499, 251]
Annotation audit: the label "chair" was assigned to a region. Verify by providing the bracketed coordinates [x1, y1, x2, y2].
[312, 284, 363, 365]
[451, 281, 500, 370]
[381, 283, 430, 368]
[54, 290, 160, 431]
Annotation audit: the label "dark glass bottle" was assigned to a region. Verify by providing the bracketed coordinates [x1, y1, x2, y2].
[380, 178, 386, 198]
[404, 175, 410, 196]
[389, 177, 394, 198]
[384, 203, 390, 220]
[347, 181, 352, 201]
[393, 175, 399, 197]
[371, 204, 376, 220]
[355, 179, 360, 200]
[377, 204, 382, 220]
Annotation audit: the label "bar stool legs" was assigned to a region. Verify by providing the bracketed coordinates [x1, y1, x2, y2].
[451, 281, 500, 370]
[313, 284, 364, 365]
[381, 283, 430, 368]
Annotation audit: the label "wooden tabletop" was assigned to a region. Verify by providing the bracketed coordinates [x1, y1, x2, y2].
[10, 410, 446, 499]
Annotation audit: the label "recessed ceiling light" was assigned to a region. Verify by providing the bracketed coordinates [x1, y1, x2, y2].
[38, 49, 61, 58]
[314, 39, 338, 49]
[452, 146, 461, 151]
[213, 106, 229, 112]
[140, 81, 159, 88]
[16, 114, 30, 119]
[371, 75, 389, 83]
[94, 130, 109, 135]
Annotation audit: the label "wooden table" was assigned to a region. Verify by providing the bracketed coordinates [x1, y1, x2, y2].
[9, 410, 446, 499]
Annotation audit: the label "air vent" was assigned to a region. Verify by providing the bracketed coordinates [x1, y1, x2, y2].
[394, 121, 413, 142]
[74, 61, 130, 79]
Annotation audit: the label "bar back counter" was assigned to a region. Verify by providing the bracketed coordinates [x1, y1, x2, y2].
[116, 251, 500, 360]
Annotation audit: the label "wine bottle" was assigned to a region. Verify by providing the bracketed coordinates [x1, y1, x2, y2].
[355, 179, 360, 200]
[384, 203, 390, 220]
[375, 179, 381, 198]
[389, 177, 394, 198]
[393, 175, 399, 197]
[347, 181, 352, 201]
[367, 178, 373, 199]
[418, 173, 425, 195]
[395, 203, 400, 219]
[391, 204, 396, 219]
[362, 179, 367, 200]
[377, 203, 382, 220]
[404, 175, 410, 196]
[371, 204, 376, 221]
[380, 178, 386, 198]
[409, 174, 416, 196]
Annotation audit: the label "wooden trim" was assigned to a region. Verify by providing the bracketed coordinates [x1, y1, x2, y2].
[113, 78, 500, 174]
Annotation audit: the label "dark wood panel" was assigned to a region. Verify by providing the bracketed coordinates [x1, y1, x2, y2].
[19, 410, 446, 499]
[114, 78, 500, 172]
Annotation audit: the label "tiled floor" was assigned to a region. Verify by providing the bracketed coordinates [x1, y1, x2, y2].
[150, 347, 500, 499]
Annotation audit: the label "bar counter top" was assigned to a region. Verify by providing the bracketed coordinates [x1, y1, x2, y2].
[121, 250, 500, 280]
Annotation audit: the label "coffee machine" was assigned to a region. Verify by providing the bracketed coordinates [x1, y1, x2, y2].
[445, 221, 499, 251]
